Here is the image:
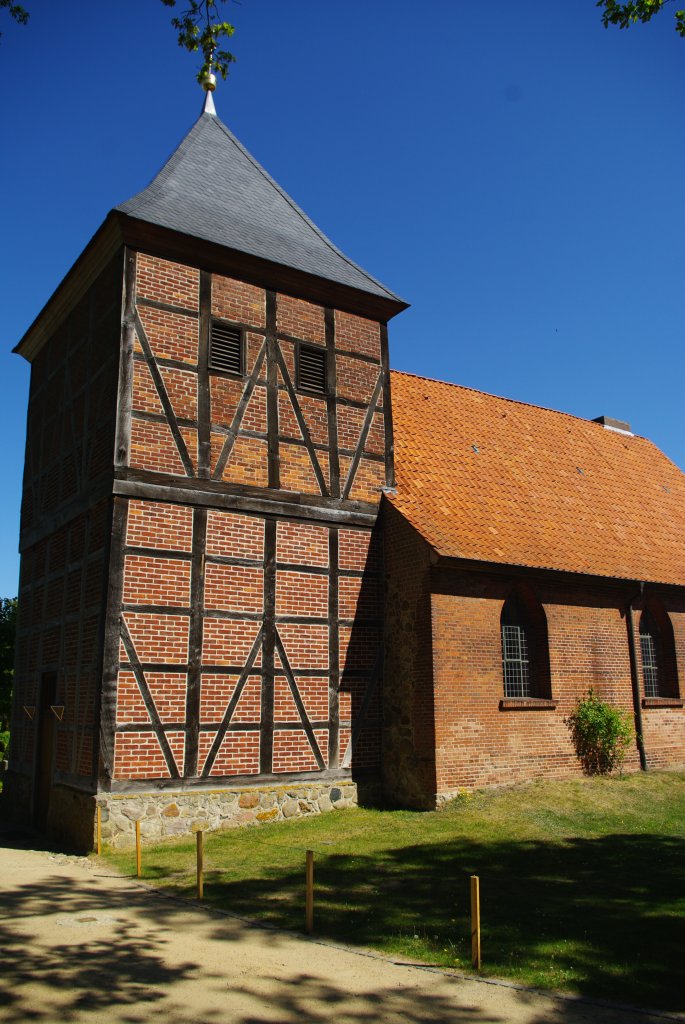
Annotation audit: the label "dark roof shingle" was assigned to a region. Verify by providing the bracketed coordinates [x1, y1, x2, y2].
[117, 110, 403, 305]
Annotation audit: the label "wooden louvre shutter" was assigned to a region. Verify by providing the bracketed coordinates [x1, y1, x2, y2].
[298, 345, 327, 393]
[210, 321, 243, 375]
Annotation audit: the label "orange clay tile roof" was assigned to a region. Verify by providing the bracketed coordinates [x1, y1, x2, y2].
[389, 370, 685, 585]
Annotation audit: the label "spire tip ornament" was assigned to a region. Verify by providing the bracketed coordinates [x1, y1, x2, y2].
[200, 43, 217, 116]
[202, 85, 217, 116]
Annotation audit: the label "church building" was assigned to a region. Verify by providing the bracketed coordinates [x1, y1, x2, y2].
[6, 89, 685, 850]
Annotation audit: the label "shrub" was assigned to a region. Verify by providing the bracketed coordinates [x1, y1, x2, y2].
[567, 689, 633, 775]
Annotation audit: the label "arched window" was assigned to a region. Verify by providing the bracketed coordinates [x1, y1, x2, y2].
[501, 588, 551, 699]
[639, 609, 660, 698]
[639, 601, 679, 699]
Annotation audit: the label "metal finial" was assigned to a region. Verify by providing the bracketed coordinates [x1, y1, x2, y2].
[201, 42, 217, 92]
[200, 41, 217, 114]
[202, 88, 217, 116]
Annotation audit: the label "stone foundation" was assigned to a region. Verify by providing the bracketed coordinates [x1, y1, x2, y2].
[100, 778, 358, 849]
[48, 785, 97, 852]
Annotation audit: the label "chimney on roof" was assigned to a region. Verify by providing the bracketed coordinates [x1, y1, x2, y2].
[592, 415, 632, 436]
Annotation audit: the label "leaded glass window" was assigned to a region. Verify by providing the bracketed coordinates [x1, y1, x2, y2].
[501, 590, 552, 700]
[640, 611, 661, 698]
[502, 622, 531, 698]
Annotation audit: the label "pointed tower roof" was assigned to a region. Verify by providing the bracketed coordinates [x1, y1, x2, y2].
[116, 103, 405, 308]
[15, 97, 407, 362]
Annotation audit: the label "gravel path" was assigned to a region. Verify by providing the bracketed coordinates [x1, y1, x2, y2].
[0, 833, 681, 1024]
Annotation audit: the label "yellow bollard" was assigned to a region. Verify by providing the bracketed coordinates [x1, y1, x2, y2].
[305, 850, 314, 934]
[197, 830, 204, 900]
[135, 820, 142, 879]
[470, 874, 481, 970]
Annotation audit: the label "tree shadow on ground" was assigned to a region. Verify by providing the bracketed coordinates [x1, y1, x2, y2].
[194, 831, 684, 1013]
[0, 875, 202, 1021]
[0, 829, 502, 1024]
[0, 858, 504, 1024]
[1, 827, 681, 1023]
[199, 971, 659, 1024]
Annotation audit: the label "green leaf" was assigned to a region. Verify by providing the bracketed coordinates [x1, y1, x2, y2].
[163, 0, 237, 81]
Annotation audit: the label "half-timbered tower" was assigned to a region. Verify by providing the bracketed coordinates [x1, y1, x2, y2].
[7, 91, 407, 848]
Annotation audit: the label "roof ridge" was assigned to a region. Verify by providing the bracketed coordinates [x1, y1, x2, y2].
[390, 369, 646, 440]
[209, 115, 400, 302]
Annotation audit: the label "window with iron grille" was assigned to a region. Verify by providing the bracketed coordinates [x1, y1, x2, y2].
[500, 589, 551, 701]
[640, 609, 661, 698]
[297, 344, 327, 394]
[209, 320, 244, 376]
[640, 631, 659, 698]
[502, 622, 531, 698]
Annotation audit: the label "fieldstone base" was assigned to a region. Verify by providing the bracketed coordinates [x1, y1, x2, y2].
[48, 785, 97, 851]
[99, 779, 358, 849]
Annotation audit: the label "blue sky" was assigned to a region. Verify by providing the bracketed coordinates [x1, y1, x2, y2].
[1, 1, 683, 596]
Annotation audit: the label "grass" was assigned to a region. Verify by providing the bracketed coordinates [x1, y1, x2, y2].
[103, 771, 685, 1011]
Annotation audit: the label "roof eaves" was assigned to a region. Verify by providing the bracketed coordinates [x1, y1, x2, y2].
[430, 550, 685, 590]
[114, 211, 407, 321]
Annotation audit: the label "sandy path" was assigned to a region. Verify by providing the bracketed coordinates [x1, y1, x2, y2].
[0, 838, 680, 1024]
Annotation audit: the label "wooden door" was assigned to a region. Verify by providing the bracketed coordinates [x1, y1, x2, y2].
[34, 672, 56, 830]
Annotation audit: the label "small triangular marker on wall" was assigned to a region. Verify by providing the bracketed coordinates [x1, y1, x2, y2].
[23, 705, 35, 720]
[50, 705, 65, 721]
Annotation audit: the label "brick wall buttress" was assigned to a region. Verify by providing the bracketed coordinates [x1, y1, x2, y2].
[382, 502, 436, 808]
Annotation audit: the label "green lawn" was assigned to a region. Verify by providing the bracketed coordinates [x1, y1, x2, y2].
[104, 771, 685, 1011]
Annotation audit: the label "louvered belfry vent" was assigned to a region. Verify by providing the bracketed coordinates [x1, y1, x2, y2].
[298, 345, 327, 394]
[210, 320, 243, 375]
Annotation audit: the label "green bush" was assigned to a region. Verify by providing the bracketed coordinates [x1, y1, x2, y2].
[567, 689, 633, 775]
[0, 730, 9, 761]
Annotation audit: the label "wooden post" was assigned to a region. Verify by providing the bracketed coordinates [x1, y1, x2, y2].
[305, 849, 314, 934]
[196, 830, 204, 900]
[96, 805, 102, 856]
[470, 874, 481, 971]
[135, 820, 141, 879]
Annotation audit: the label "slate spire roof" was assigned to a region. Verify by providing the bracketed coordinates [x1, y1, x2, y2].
[116, 98, 403, 305]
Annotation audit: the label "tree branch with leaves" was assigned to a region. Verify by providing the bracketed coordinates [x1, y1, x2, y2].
[161, 0, 237, 84]
[597, 0, 685, 37]
[0, 0, 28, 37]
[2, 1, 238, 78]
